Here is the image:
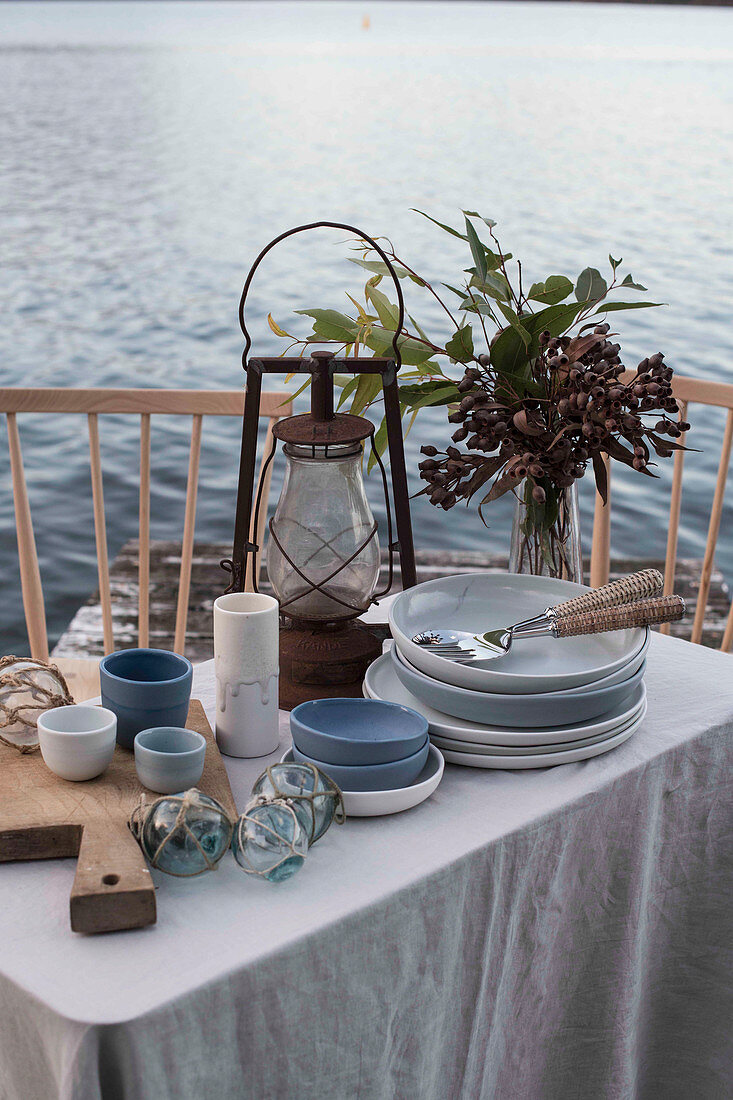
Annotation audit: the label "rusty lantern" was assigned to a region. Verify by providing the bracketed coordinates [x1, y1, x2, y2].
[222, 222, 418, 710]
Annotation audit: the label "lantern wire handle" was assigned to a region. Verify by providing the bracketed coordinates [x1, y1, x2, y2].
[237, 221, 405, 374]
[240, 224, 403, 600]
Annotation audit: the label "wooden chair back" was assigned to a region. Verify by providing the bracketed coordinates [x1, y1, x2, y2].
[2, 388, 292, 660]
[590, 373, 733, 649]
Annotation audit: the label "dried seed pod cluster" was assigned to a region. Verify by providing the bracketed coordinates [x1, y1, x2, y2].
[419, 323, 689, 512]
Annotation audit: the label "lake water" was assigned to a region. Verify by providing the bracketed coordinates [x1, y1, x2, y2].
[1, 1, 732, 653]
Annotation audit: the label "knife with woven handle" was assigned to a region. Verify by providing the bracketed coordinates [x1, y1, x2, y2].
[554, 595, 685, 638]
[550, 569, 664, 620]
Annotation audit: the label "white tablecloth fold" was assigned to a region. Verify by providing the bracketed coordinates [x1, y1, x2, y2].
[0, 633, 731, 1100]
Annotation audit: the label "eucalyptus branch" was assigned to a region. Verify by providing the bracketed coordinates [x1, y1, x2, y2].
[370, 243, 462, 332]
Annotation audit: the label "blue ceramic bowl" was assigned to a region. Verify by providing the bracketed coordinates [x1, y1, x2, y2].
[291, 736, 430, 792]
[290, 698, 429, 766]
[100, 648, 193, 750]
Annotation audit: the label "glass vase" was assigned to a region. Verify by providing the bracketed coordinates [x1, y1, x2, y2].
[509, 479, 583, 584]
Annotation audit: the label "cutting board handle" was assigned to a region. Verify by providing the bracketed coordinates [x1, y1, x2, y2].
[70, 820, 156, 934]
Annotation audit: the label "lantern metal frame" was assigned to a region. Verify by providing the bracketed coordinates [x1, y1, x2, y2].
[221, 221, 418, 599]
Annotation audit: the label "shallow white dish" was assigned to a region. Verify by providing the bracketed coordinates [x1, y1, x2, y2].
[391, 645, 645, 728]
[280, 745, 444, 817]
[430, 699, 646, 756]
[365, 652, 647, 746]
[389, 573, 647, 695]
[438, 709, 644, 769]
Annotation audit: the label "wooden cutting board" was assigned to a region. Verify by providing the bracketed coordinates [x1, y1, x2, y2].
[0, 700, 237, 934]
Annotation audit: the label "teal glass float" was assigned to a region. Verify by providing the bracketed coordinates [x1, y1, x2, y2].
[231, 799, 308, 882]
[250, 762, 345, 845]
[130, 789, 233, 877]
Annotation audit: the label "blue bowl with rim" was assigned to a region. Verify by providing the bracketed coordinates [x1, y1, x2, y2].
[290, 698, 429, 766]
[100, 648, 193, 750]
[291, 736, 430, 792]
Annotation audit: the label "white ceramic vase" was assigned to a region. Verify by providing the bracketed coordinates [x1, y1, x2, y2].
[213, 592, 280, 758]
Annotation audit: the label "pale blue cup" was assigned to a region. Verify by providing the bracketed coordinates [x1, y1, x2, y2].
[134, 727, 206, 794]
[100, 648, 193, 750]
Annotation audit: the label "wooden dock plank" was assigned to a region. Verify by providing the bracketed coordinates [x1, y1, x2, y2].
[52, 541, 731, 662]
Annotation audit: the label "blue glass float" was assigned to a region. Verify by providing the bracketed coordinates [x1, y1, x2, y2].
[250, 762, 345, 845]
[131, 789, 233, 877]
[231, 799, 308, 882]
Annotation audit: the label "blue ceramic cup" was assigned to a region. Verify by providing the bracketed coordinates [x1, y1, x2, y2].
[100, 648, 193, 749]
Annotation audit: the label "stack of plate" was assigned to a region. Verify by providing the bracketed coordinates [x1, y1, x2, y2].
[363, 574, 649, 769]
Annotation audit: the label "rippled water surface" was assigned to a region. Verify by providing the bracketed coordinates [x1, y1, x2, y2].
[1, 2, 732, 652]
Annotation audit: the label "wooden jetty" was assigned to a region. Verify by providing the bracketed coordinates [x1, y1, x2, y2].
[52, 542, 731, 662]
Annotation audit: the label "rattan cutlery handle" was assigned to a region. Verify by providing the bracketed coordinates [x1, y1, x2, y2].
[552, 569, 664, 620]
[554, 595, 685, 638]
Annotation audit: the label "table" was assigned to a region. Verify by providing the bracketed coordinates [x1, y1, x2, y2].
[1, 632, 731, 1100]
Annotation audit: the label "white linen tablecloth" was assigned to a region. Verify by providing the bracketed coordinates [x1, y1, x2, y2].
[0, 632, 731, 1100]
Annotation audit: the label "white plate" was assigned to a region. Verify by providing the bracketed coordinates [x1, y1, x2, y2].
[280, 744, 445, 818]
[430, 700, 647, 756]
[438, 710, 644, 769]
[389, 573, 647, 695]
[365, 652, 646, 745]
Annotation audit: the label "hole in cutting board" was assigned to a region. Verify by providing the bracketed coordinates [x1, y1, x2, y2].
[102, 873, 120, 886]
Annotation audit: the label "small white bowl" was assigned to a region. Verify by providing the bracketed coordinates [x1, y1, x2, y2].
[134, 726, 206, 794]
[38, 704, 117, 782]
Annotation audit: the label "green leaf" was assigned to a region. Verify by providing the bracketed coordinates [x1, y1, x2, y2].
[397, 378, 456, 401]
[336, 375, 360, 410]
[469, 270, 511, 301]
[575, 267, 608, 303]
[367, 417, 389, 473]
[484, 249, 512, 272]
[409, 314, 430, 343]
[445, 324, 475, 363]
[594, 301, 663, 313]
[464, 215, 487, 282]
[609, 255, 622, 272]
[411, 359, 445, 377]
[295, 309, 359, 343]
[349, 373, 382, 418]
[365, 284, 400, 330]
[490, 302, 585, 384]
[459, 298, 496, 317]
[267, 313, 293, 338]
[364, 326, 435, 365]
[288, 375, 315, 402]
[533, 301, 588, 336]
[411, 209, 467, 240]
[621, 274, 648, 291]
[348, 257, 424, 286]
[442, 283, 470, 300]
[496, 302, 531, 349]
[527, 275, 573, 305]
[402, 383, 460, 412]
[462, 210, 497, 229]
